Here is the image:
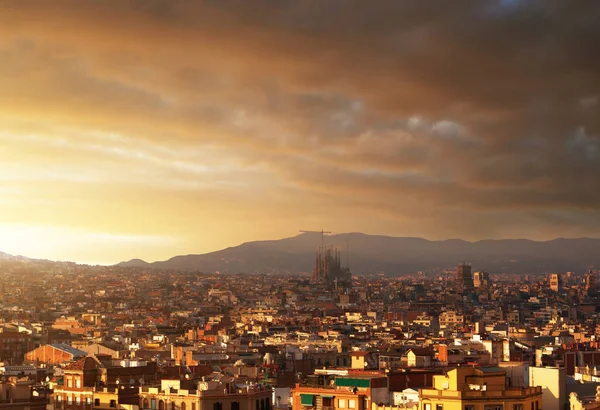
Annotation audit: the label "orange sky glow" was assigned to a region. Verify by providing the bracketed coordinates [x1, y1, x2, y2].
[1, 1, 599, 264]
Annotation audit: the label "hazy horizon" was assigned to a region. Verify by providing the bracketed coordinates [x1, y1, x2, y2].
[3, 231, 600, 266]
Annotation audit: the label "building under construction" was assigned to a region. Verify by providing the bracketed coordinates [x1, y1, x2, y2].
[311, 246, 351, 288]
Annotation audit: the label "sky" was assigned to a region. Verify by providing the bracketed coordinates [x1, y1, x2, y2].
[1, 0, 599, 264]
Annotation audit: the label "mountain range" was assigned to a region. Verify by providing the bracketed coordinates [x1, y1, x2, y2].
[116, 232, 600, 275]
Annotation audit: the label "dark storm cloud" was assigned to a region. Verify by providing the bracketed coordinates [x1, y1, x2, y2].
[1, 0, 600, 241]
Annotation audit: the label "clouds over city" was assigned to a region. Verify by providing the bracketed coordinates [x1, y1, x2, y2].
[1, 0, 599, 262]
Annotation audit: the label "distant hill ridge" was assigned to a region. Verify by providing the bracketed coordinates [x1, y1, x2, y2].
[115, 232, 600, 275]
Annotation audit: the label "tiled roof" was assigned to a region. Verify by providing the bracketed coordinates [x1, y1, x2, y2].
[64, 358, 87, 370]
[64, 356, 101, 371]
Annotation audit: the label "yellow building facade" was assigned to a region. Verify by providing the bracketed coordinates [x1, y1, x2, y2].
[419, 368, 542, 410]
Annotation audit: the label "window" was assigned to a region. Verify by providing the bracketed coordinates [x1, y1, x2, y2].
[110, 400, 117, 408]
[76, 379, 81, 388]
[86, 397, 91, 405]
[535, 402, 539, 410]
[465, 406, 475, 410]
[232, 402, 240, 410]
[425, 404, 431, 410]
[67, 378, 73, 388]
[68, 396, 73, 405]
[96, 399, 101, 407]
[513, 405, 523, 410]
[76, 396, 81, 405]
[339, 399, 346, 409]
[437, 405, 443, 410]
[485, 406, 503, 410]
[57, 396, 63, 403]
[348, 400, 356, 409]
[213, 403, 222, 410]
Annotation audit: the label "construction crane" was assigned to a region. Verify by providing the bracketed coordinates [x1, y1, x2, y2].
[299, 229, 332, 250]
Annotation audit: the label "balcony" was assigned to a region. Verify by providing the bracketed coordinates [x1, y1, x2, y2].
[420, 386, 542, 400]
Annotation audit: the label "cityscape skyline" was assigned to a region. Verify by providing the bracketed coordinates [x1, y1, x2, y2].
[2, 232, 600, 410]
[1, 1, 599, 264]
[1, 3, 600, 410]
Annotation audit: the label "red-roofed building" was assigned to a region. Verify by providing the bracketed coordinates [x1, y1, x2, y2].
[53, 357, 100, 410]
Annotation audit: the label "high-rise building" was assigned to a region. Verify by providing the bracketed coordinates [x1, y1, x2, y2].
[585, 270, 597, 291]
[456, 263, 473, 292]
[549, 273, 561, 292]
[473, 271, 490, 288]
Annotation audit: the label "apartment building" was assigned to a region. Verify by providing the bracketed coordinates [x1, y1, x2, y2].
[418, 368, 542, 410]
